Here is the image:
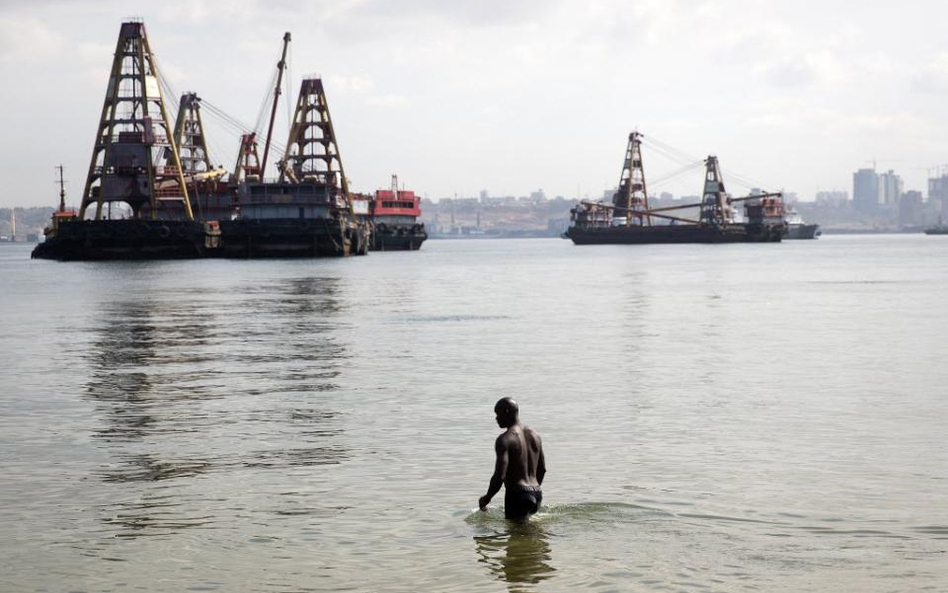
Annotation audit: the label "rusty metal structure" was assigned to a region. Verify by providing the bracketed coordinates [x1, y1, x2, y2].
[279, 78, 351, 208]
[699, 156, 733, 226]
[35, 22, 375, 260]
[233, 133, 262, 182]
[613, 132, 651, 227]
[78, 21, 192, 221]
[172, 92, 213, 175]
[260, 32, 291, 179]
[567, 132, 787, 244]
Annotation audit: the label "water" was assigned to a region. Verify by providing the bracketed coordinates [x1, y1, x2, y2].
[1, 235, 946, 592]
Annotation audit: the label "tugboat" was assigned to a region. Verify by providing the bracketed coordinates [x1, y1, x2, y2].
[567, 132, 786, 245]
[367, 175, 427, 251]
[783, 206, 821, 239]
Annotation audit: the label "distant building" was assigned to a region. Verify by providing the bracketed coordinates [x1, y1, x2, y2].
[928, 169, 948, 218]
[878, 170, 903, 206]
[899, 190, 924, 227]
[853, 168, 879, 213]
[815, 190, 848, 206]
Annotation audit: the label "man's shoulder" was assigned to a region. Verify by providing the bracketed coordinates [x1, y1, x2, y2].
[523, 425, 542, 442]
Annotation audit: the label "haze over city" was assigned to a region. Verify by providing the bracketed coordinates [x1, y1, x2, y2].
[2, 0, 948, 208]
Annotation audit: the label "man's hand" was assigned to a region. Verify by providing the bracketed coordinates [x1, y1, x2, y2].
[478, 495, 490, 511]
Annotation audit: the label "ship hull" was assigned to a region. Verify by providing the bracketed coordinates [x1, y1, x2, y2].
[32, 218, 368, 261]
[31, 220, 209, 261]
[784, 223, 821, 239]
[217, 219, 368, 258]
[566, 223, 784, 245]
[371, 223, 427, 251]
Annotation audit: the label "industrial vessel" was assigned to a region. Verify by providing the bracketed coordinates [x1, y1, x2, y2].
[924, 221, 948, 235]
[352, 175, 427, 250]
[783, 207, 821, 239]
[566, 132, 787, 245]
[33, 22, 368, 261]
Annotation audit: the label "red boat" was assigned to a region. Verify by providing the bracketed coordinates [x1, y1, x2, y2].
[353, 175, 427, 251]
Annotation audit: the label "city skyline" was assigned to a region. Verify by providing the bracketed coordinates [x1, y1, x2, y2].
[3, 1, 948, 208]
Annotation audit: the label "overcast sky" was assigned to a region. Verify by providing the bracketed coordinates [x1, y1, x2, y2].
[2, 0, 948, 208]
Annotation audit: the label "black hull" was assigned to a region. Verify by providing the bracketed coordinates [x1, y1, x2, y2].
[371, 224, 427, 251]
[217, 219, 367, 258]
[32, 218, 368, 261]
[31, 220, 208, 261]
[566, 223, 785, 245]
[924, 227, 948, 235]
[784, 223, 821, 239]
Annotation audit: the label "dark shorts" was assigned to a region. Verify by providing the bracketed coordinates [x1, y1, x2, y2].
[504, 485, 542, 520]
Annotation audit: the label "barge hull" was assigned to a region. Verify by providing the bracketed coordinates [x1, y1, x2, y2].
[31, 220, 208, 261]
[217, 219, 367, 258]
[566, 223, 784, 245]
[372, 225, 427, 251]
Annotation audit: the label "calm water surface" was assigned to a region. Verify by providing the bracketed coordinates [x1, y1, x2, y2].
[1, 235, 946, 592]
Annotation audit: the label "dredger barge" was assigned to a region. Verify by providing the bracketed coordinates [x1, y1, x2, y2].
[566, 132, 788, 245]
[33, 21, 425, 261]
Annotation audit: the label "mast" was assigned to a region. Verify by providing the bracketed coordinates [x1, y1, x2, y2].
[56, 164, 67, 212]
[260, 32, 291, 180]
[612, 132, 651, 227]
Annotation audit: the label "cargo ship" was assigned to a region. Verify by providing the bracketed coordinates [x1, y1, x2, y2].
[33, 22, 368, 261]
[566, 132, 787, 245]
[351, 175, 426, 251]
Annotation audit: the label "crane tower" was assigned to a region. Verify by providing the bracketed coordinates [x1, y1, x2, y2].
[78, 21, 192, 221]
[612, 132, 651, 227]
[172, 92, 213, 175]
[280, 78, 349, 204]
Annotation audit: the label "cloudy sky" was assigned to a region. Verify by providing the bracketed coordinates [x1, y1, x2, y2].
[2, 0, 947, 208]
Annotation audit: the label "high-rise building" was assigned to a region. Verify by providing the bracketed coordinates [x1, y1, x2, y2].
[899, 190, 923, 226]
[878, 170, 903, 206]
[853, 168, 879, 213]
[928, 169, 948, 218]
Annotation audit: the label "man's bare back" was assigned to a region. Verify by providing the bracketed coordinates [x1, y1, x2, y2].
[479, 397, 546, 521]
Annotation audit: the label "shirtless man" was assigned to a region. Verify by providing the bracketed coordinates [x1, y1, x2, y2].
[479, 397, 546, 521]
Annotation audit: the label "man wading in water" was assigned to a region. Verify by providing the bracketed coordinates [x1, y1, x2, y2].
[479, 397, 546, 521]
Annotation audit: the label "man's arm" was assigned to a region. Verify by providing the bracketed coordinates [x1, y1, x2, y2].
[536, 443, 546, 486]
[479, 436, 508, 511]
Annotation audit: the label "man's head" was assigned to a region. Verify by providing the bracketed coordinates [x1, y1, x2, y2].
[494, 397, 519, 428]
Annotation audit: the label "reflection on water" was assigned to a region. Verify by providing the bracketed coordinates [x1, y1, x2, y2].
[474, 520, 555, 590]
[79, 275, 351, 539]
